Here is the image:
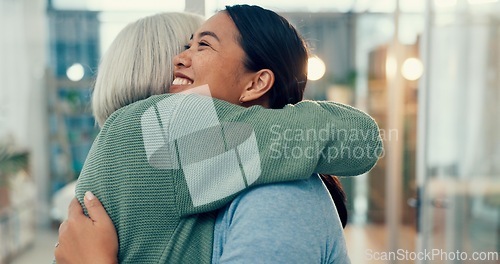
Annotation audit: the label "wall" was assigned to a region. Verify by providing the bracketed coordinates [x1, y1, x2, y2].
[0, 0, 50, 226]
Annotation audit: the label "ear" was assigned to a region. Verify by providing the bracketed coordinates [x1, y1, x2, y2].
[239, 69, 274, 104]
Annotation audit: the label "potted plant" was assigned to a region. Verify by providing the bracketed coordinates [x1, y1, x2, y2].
[0, 144, 29, 209]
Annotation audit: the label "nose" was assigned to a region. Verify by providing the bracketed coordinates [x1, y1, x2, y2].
[174, 49, 191, 68]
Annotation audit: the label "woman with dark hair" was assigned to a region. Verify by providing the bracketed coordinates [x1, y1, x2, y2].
[206, 5, 349, 262]
[55, 5, 380, 263]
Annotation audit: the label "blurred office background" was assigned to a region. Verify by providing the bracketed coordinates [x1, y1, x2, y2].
[0, 0, 499, 263]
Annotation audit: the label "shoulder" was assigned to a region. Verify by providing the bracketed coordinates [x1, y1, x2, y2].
[223, 175, 340, 233]
[233, 174, 332, 210]
[214, 175, 350, 263]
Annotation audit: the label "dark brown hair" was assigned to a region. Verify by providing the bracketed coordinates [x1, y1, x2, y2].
[225, 4, 348, 228]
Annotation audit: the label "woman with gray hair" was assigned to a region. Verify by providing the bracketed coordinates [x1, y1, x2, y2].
[92, 12, 204, 126]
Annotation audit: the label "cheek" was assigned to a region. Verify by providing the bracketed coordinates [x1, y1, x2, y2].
[192, 54, 245, 103]
[191, 54, 212, 76]
[195, 52, 222, 66]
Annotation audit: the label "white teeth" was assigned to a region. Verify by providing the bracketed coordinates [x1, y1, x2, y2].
[172, 77, 193, 85]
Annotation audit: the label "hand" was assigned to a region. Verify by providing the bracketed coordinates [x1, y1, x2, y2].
[55, 191, 118, 264]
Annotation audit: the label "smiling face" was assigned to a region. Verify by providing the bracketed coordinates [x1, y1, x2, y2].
[171, 12, 254, 105]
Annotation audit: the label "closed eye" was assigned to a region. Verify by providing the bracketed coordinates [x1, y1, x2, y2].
[198, 40, 216, 52]
[198, 41, 210, 47]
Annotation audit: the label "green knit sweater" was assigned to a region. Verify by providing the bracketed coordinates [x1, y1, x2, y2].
[75, 93, 382, 263]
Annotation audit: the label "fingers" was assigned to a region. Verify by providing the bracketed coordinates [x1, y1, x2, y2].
[83, 191, 109, 223]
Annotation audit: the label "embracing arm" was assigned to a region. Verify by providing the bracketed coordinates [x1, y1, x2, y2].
[146, 94, 382, 214]
[213, 99, 382, 177]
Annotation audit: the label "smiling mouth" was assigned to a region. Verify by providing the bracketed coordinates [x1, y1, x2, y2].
[172, 77, 193, 85]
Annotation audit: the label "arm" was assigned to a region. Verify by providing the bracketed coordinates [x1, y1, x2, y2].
[143, 94, 381, 177]
[213, 99, 382, 177]
[136, 94, 381, 213]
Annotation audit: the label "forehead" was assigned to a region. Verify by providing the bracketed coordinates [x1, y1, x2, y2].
[194, 12, 239, 42]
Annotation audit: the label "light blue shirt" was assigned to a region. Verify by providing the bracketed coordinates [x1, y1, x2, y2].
[212, 174, 351, 264]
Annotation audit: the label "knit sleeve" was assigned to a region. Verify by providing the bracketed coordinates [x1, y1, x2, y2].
[139, 93, 382, 215]
[213, 99, 383, 178]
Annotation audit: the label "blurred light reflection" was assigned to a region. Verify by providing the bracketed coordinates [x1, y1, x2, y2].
[401, 57, 424, 81]
[307, 56, 326, 81]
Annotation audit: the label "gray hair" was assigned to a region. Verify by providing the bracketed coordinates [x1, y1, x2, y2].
[92, 12, 204, 127]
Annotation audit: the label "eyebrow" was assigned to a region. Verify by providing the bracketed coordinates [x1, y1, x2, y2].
[197, 31, 220, 42]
